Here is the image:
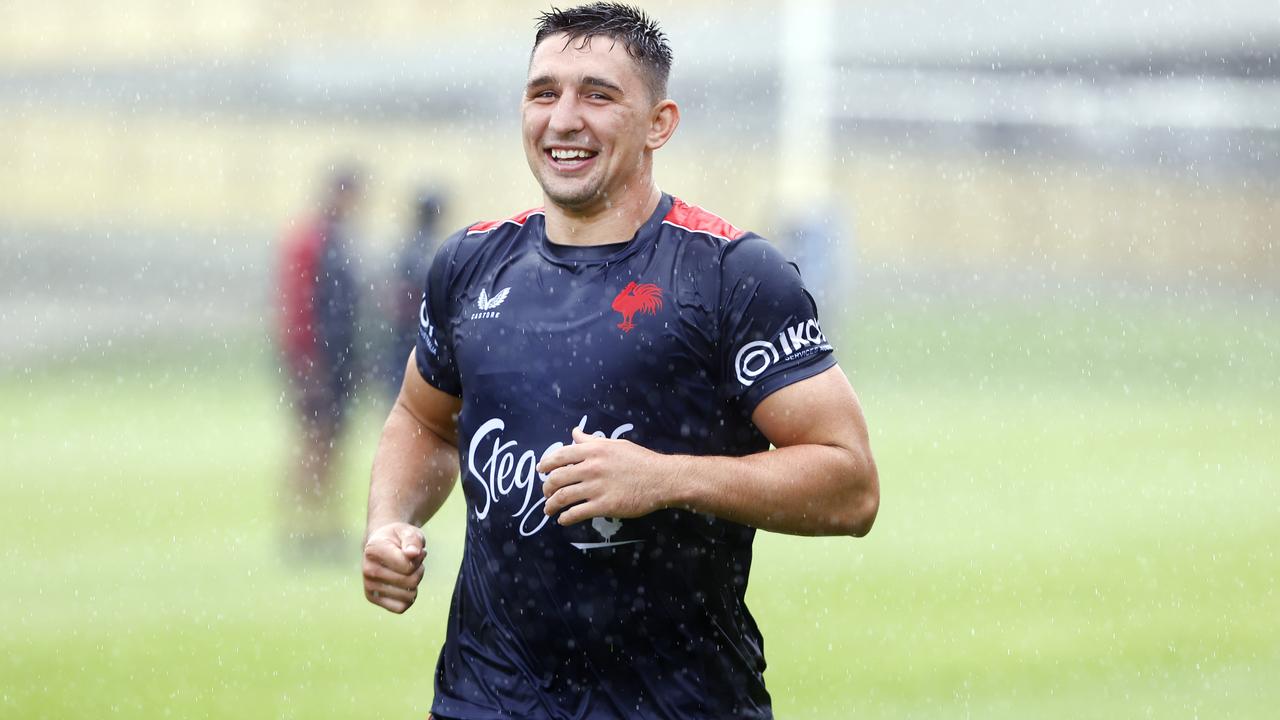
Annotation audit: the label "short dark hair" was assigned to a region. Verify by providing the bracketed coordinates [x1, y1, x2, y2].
[533, 3, 673, 101]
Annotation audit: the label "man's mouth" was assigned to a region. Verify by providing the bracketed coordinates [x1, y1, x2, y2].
[546, 147, 599, 171]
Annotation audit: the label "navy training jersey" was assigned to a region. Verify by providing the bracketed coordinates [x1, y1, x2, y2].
[416, 193, 836, 720]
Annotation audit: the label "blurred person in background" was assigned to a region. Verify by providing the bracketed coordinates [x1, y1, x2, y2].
[378, 188, 449, 400]
[276, 164, 364, 561]
[779, 202, 851, 311]
[361, 4, 878, 718]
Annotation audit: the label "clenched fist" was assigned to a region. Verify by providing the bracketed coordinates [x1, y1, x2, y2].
[362, 522, 426, 614]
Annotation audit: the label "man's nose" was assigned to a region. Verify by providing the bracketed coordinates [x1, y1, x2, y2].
[547, 93, 585, 135]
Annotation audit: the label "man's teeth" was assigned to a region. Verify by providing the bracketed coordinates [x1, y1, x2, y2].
[550, 149, 595, 160]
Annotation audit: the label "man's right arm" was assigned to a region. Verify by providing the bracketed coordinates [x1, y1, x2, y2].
[362, 350, 462, 614]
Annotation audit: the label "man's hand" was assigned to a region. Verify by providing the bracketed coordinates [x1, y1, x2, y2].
[362, 522, 426, 614]
[538, 427, 684, 526]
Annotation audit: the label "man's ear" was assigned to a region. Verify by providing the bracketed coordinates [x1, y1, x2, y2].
[646, 99, 681, 151]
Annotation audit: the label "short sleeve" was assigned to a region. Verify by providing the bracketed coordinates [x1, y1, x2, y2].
[414, 229, 465, 396]
[717, 234, 836, 415]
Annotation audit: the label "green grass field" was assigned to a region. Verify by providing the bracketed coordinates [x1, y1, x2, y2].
[2, 292, 1277, 719]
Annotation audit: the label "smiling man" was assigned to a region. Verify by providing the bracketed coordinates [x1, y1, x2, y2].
[362, 4, 879, 718]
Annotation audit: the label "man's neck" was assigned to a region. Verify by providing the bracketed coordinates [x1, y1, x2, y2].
[543, 185, 662, 247]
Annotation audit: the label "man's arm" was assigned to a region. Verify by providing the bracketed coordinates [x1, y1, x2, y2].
[539, 364, 878, 537]
[362, 351, 462, 613]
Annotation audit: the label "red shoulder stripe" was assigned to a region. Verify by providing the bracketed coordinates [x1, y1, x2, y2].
[662, 197, 745, 241]
[467, 207, 544, 235]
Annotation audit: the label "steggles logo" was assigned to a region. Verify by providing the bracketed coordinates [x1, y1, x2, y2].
[467, 414, 643, 549]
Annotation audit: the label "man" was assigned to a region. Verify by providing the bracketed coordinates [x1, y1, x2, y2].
[362, 4, 878, 718]
[379, 188, 448, 400]
[277, 165, 362, 558]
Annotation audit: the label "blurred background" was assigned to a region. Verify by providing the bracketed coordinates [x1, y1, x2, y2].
[2, 1, 1276, 718]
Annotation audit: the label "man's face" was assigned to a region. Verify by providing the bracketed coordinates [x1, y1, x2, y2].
[522, 33, 657, 212]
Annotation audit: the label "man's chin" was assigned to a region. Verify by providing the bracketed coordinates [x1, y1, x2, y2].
[540, 182, 604, 212]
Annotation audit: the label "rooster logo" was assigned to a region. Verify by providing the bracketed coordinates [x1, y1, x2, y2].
[611, 282, 663, 333]
[592, 516, 623, 542]
[571, 515, 642, 550]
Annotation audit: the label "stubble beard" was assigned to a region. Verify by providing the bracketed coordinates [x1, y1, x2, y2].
[537, 170, 607, 212]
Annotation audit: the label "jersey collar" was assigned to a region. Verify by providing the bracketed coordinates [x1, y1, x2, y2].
[536, 193, 673, 269]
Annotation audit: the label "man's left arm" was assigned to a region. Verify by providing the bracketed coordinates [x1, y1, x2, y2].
[539, 364, 878, 537]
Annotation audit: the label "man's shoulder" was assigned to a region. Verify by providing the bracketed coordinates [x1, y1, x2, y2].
[434, 206, 545, 270]
[661, 196, 749, 243]
[659, 197, 776, 281]
[464, 206, 546, 237]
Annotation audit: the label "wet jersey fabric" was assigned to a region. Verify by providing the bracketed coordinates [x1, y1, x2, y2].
[416, 193, 835, 720]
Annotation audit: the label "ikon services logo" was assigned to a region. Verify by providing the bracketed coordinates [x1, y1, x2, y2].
[734, 318, 830, 386]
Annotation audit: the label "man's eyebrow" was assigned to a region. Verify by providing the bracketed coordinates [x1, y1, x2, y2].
[582, 76, 624, 94]
[526, 74, 624, 94]
[526, 75, 556, 91]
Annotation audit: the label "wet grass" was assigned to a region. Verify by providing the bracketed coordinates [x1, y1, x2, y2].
[1, 293, 1276, 719]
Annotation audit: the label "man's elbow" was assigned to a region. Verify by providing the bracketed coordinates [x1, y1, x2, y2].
[837, 456, 879, 538]
[844, 485, 879, 537]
